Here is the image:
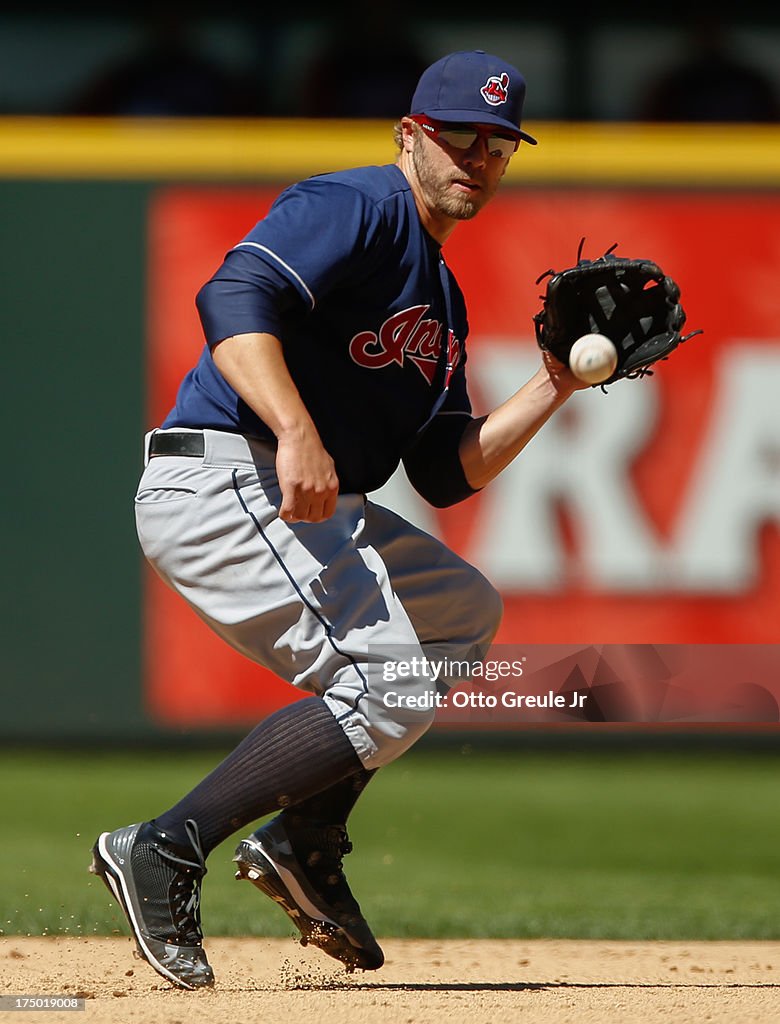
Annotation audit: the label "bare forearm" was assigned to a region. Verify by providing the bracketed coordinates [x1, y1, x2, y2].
[459, 360, 581, 490]
[212, 332, 316, 441]
[211, 332, 338, 522]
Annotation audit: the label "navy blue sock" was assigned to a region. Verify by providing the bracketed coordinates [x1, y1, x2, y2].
[280, 766, 376, 829]
[152, 697, 363, 856]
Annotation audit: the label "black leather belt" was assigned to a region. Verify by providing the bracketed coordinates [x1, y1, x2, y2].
[149, 431, 205, 458]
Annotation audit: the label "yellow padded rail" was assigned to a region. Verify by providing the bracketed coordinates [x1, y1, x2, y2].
[0, 117, 778, 185]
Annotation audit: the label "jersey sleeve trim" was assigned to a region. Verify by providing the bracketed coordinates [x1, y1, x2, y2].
[231, 241, 315, 310]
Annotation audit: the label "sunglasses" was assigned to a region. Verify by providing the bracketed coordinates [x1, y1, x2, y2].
[410, 115, 520, 159]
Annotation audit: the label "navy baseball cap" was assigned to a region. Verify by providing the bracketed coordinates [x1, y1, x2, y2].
[410, 50, 537, 145]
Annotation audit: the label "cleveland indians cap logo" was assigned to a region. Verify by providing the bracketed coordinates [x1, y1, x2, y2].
[480, 72, 509, 106]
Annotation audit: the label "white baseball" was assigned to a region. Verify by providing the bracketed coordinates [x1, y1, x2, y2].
[569, 333, 618, 384]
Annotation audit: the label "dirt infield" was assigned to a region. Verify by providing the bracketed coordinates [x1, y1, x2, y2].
[2, 936, 779, 1024]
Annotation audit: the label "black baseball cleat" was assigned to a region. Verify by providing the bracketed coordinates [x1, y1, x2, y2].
[89, 819, 214, 990]
[233, 813, 384, 972]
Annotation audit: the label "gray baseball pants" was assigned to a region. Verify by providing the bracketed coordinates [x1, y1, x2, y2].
[135, 429, 503, 769]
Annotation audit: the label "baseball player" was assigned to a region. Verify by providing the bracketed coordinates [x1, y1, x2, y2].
[90, 50, 587, 989]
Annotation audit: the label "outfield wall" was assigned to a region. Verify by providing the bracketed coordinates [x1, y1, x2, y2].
[1, 119, 777, 740]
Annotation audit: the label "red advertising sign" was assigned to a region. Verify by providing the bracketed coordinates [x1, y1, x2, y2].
[145, 186, 780, 726]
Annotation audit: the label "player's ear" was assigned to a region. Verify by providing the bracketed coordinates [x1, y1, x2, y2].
[400, 117, 417, 152]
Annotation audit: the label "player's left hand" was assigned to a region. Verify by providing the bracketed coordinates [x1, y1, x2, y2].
[540, 349, 591, 396]
[533, 241, 702, 387]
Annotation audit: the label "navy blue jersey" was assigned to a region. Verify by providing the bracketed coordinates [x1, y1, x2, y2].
[163, 163, 475, 498]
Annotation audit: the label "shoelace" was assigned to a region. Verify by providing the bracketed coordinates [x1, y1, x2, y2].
[302, 825, 354, 897]
[155, 819, 207, 944]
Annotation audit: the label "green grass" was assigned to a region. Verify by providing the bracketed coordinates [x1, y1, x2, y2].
[2, 746, 779, 940]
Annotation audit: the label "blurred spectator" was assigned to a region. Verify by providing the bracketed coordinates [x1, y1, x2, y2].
[296, 7, 429, 118]
[638, 17, 780, 122]
[69, 14, 265, 117]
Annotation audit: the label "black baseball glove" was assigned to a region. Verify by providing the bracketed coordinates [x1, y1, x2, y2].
[533, 240, 702, 386]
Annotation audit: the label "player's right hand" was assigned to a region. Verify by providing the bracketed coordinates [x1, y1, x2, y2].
[275, 432, 339, 523]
